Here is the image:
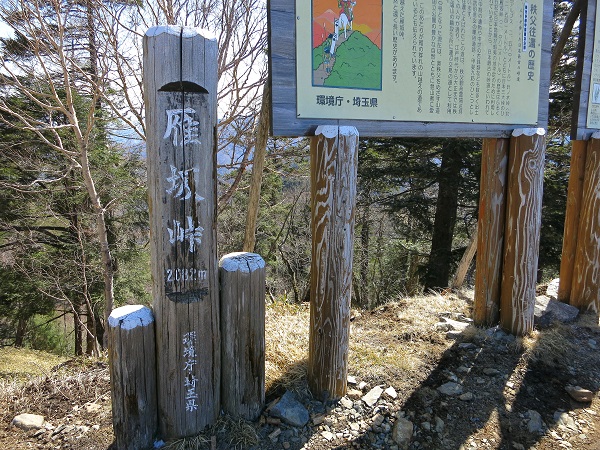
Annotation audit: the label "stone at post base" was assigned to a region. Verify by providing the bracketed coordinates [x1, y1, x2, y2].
[269, 391, 309, 427]
[534, 295, 579, 328]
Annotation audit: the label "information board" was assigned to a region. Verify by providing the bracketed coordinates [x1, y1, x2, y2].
[269, 0, 553, 137]
[573, 0, 600, 139]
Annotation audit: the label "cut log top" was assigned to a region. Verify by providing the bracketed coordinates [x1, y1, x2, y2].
[511, 128, 546, 137]
[108, 305, 154, 330]
[219, 252, 265, 273]
[145, 25, 216, 40]
[314, 125, 359, 139]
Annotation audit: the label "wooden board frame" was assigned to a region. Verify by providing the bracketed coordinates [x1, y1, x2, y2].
[268, 0, 553, 138]
[573, 0, 597, 140]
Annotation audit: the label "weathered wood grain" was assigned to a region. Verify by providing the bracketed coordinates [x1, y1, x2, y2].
[473, 138, 509, 326]
[500, 129, 546, 336]
[144, 26, 220, 438]
[219, 252, 266, 420]
[451, 226, 478, 289]
[268, 0, 553, 138]
[570, 135, 600, 313]
[108, 306, 157, 450]
[308, 126, 358, 400]
[558, 140, 588, 303]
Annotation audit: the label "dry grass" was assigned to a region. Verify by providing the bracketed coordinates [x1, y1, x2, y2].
[216, 416, 259, 449]
[347, 291, 469, 382]
[521, 325, 576, 366]
[163, 415, 259, 450]
[263, 290, 474, 387]
[164, 434, 211, 450]
[0, 356, 110, 425]
[265, 301, 310, 394]
[0, 346, 68, 381]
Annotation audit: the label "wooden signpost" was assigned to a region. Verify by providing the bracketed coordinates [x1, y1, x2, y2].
[499, 129, 546, 335]
[570, 136, 600, 313]
[308, 126, 358, 400]
[108, 306, 157, 450]
[143, 26, 220, 437]
[219, 252, 266, 420]
[473, 138, 509, 326]
[559, 0, 600, 313]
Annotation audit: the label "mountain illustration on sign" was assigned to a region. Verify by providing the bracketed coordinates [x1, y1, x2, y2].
[312, 0, 382, 90]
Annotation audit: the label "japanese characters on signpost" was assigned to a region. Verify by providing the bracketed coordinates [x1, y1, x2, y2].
[143, 26, 220, 438]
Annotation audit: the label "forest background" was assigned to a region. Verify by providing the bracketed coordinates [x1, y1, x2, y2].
[0, 0, 581, 355]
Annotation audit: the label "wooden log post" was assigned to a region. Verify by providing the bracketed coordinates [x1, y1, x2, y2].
[451, 226, 478, 289]
[558, 140, 588, 303]
[108, 305, 157, 450]
[570, 135, 600, 314]
[500, 129, 546, 336]
[219, 252, 266, 420]
[308, 126, 358, 400]
[143, 26, 220, 437]
[473, 138, 509, 326]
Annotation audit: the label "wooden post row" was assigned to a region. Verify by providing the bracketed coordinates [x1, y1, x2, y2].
[143, 26, 219, 438]
[473, 138, 509, 326]
[219, 252, 266, 420]
[308, 126, 358, 400]
[108, 305, 157, 450]
[500, 129, 546, 336]
[570, 134, 600, 313]
[557, 140, 588, 303]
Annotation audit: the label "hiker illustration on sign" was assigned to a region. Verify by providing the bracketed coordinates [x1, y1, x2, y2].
[312, 0, 382, 90]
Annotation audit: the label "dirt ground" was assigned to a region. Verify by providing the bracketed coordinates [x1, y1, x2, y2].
[1, 290, 599, 450]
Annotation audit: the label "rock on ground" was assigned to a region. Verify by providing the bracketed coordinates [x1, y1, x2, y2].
[11, 414, 45, 431]
[392, 417, 413, 449]
[362, 385, 384, 407]
[566, 385, 594, 403]
[546, 278, 560, 299]
[534, 295, 579, 328]
[269, 391, 309, 427]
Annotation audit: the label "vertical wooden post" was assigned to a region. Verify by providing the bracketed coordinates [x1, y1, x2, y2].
[473, 138, 509, 326]
[143, 26, 220, 437]
[500, 129, 546, 336]
[308, 126, 358, 400]
[558, 140, 588, 303]
[219, 252, 266, 420]
[570, 135, 600, 313]
[108, 305, 157, 450]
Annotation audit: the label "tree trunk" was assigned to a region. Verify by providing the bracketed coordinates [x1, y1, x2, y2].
[243, 81, 271, 252]
[74, 299, 83, 356]
[359, 203, 370, 306]
[424, 141, 463, 290]
[15, 317, 27, 347]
